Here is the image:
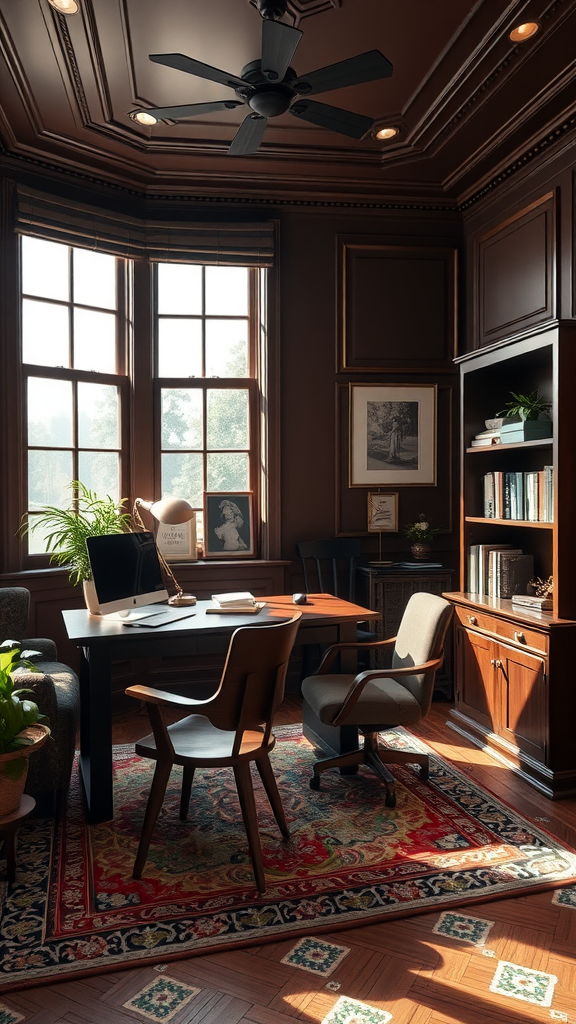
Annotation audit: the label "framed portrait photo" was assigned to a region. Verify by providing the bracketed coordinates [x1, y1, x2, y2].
[349, 383, 437, 487]
[367, 492, 398, 533]
[156, 517, 197, 562]
[204, 492, 254, 558]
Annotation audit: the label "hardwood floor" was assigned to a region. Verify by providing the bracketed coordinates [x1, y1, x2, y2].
[3, 699, 576, 1024]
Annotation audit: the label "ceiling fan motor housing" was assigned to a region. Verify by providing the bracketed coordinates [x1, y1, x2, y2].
[257, 0, 288, 20]
[238, 60, 296, 117]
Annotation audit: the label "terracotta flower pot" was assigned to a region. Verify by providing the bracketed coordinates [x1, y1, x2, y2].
[0, 723, 50, 817]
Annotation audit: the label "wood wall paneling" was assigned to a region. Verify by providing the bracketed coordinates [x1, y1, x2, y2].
[477, 193, 556, 347]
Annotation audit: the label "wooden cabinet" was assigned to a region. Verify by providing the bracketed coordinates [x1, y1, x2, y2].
[446, 324, 576, 798]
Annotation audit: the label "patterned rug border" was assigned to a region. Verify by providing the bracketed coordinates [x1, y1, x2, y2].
[1, 725, 576, 993]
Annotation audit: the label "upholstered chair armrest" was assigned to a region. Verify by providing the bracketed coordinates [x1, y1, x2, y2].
[331, 655, 444, 726]
[125, 684, 211, 709]
[316, 635, 396, 674]
[26, 638, 58, 661]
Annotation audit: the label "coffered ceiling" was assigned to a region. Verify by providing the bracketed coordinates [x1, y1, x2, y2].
[0, 0, 575, 203]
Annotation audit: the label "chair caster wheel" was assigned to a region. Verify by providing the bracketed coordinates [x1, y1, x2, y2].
[385, 790, 397, 808]
[310, 775, 321, 791]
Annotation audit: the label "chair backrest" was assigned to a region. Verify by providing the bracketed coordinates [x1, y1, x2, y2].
[296, 538, 362, 600]
[392, 592, 453, 714]
[0, 587, 30, 643]
[207, 613, 302, 748]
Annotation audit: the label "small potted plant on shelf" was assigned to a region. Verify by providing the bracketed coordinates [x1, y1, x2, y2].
[0, 641, 51, 816]
[498, 390, 552, 443]
[19, 481, 132, 613]
[404, 513, 440, 560]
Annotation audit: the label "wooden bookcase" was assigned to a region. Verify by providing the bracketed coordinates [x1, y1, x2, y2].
[445, 324, 576, 798]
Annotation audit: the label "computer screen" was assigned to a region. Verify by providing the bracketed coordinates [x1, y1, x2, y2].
[86, 532, 169, 616]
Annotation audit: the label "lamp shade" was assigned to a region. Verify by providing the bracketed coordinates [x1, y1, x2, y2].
[145, 497, 196, 526]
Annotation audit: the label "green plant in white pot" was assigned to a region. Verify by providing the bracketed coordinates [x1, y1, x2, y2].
[20, 481, 132, 613]
[0, 641, 51, 816]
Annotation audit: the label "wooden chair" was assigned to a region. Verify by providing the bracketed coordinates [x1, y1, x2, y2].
[301, 593, 453, 807]
[125, 612, 302, 893]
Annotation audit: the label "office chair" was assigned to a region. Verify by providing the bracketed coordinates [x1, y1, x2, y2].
[125, 612, 302, 893]
[301, 592, 453, 807]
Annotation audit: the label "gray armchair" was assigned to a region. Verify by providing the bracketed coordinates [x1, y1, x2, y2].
[0, 587, 79, 815]
[301, 592, 453, 808]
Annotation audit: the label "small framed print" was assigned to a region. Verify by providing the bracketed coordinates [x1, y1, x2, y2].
[349, 383, 437, 487]
[204, 492, 254, 558]
[156, 517, 197, 561]
[367, 492, 398, 533]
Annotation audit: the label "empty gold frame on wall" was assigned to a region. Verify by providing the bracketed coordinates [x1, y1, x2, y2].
[133, 497, 197, 606]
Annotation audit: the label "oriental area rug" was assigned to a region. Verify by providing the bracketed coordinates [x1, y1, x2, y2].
[2, 725, 576, 992]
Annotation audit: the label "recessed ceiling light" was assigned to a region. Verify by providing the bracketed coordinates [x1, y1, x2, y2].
[130, 111, 158, 126]
[509, 21, 540, 43]
[375, 126, 399, 141]
[47, 0, 79, 13]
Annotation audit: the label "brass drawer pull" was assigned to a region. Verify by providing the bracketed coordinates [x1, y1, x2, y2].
[467, 615, 478, 626]
[514, 631, 526, 644]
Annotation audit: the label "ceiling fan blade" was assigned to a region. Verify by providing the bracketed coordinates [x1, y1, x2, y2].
[290, 99, 373, 139]
[261, 19, 302, 81]
[136, 100, 243, 121]
[149, 53, 245, 91]
[228, 113, 268, 155]
[293, 49, 393, 96]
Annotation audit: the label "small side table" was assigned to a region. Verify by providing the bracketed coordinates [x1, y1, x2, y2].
[0, 794, 36, 883]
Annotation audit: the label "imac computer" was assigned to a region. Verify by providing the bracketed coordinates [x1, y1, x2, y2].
[86, 531, 169, 618]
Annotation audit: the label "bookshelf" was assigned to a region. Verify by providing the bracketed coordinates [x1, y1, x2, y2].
[445, 324, 576, 798]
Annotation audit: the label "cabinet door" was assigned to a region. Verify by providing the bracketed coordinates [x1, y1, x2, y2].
[455, 625, 498, 731]
[497, 644, 547, 762]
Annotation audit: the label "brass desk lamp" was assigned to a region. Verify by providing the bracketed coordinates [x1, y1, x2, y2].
[133, 496, 197, 606]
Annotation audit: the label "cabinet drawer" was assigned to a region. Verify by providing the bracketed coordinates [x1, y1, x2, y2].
[454, 606, 496, 634]
[495, 620, 548, 655]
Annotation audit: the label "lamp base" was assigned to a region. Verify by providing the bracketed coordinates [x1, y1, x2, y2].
[168, 593, 197, 606]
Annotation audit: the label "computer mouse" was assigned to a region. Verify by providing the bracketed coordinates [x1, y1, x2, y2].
[292, 593, 308, 605]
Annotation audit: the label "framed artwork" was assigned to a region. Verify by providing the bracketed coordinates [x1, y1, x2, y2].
[204, 492, 254, 558]
[367, 492, 398, 533]
[156, 518, 197, 562]
[349, 383, 437, 487]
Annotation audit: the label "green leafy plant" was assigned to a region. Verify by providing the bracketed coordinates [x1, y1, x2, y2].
[0, 641, 49, 764]
[498, 390, 551, 422]
[20, 481, 132, 585]
[404, 513, 440, 544]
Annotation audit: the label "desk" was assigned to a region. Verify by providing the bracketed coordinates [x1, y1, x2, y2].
[63, 594, 379, 823]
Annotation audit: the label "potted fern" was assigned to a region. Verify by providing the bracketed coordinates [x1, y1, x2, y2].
[498, 390, 552, 443]
[20, 481, 132, 613]
[0, 641, 50, 816]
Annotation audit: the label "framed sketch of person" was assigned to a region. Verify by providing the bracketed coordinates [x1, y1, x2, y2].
[204, 492, 255, 558]
[349, 383, 437, 487]
[367, 492, 398, 532]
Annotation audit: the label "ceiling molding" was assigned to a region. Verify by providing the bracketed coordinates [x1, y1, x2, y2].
[248, 0, 342, 29]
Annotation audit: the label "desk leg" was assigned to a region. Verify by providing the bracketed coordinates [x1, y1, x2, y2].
[79, 645, 114, 823]
[302, 620, 359, 764]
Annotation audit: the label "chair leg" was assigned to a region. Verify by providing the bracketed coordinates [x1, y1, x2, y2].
[233, 762, 266, 893]
[256, 755, 290, 840]
[133, 760, 173, 880]
[377, 748, 429, 780]
[310, 746, 365, 790]
[179, 765, 195, 820]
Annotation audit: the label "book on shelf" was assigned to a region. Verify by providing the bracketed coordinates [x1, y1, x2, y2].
[468, 545, 534, 598]
[488, 547, 522, 597]
[497, 552, 534, 599]
[468, 543, 514, 595]
[470, 436, 502, 447]
[511, 593, 553, 611]
[481, 468, 552, 522]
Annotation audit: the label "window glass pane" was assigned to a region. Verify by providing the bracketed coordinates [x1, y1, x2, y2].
[78, 382, 119, 448]
[207, 389, 249, 449]
[22, 236, 69, 301]
[27, 378, 73, 446]
[23, 299, 69, 367]
[158, 319, 202, 377]
[207, 453, 249, 492]
[28, 448, 74, 548]
[158, 263, 202, 315]
[73, 308, 116, 372]
[205, 320, 248, 377]
[78, 451, 120, 501]
[161, 389, 203, 449]
[205, 266, 248, 315]
[73, 249, 116, 310]
[161, 452, 203, 508]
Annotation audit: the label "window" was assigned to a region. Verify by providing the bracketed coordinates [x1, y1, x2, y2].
[21, 236, 128, 556]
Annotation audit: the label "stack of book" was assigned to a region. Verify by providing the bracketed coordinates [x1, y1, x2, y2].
[207, 592, 265, 614]
[470, 416, 517, 447]
[482, 467, 553, 521]
[511, 593, 553, 612]
[468, 544, 534, 599]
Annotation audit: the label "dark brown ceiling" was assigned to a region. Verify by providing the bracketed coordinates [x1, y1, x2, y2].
[1, 0, 575, 203]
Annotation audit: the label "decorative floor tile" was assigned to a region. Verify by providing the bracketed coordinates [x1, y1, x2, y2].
[122, 977, 200, 1021]
[552, 885, 576, 909]
[321, 996, 393, 1024]
[490, 961, 557, 1007]
[0, 1006, 24, 1024]
[281, 936, 350, 976]
[433, 910, 494, 946]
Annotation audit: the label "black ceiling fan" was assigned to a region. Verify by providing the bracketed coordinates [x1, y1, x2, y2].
[131, 0, 393, 155]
